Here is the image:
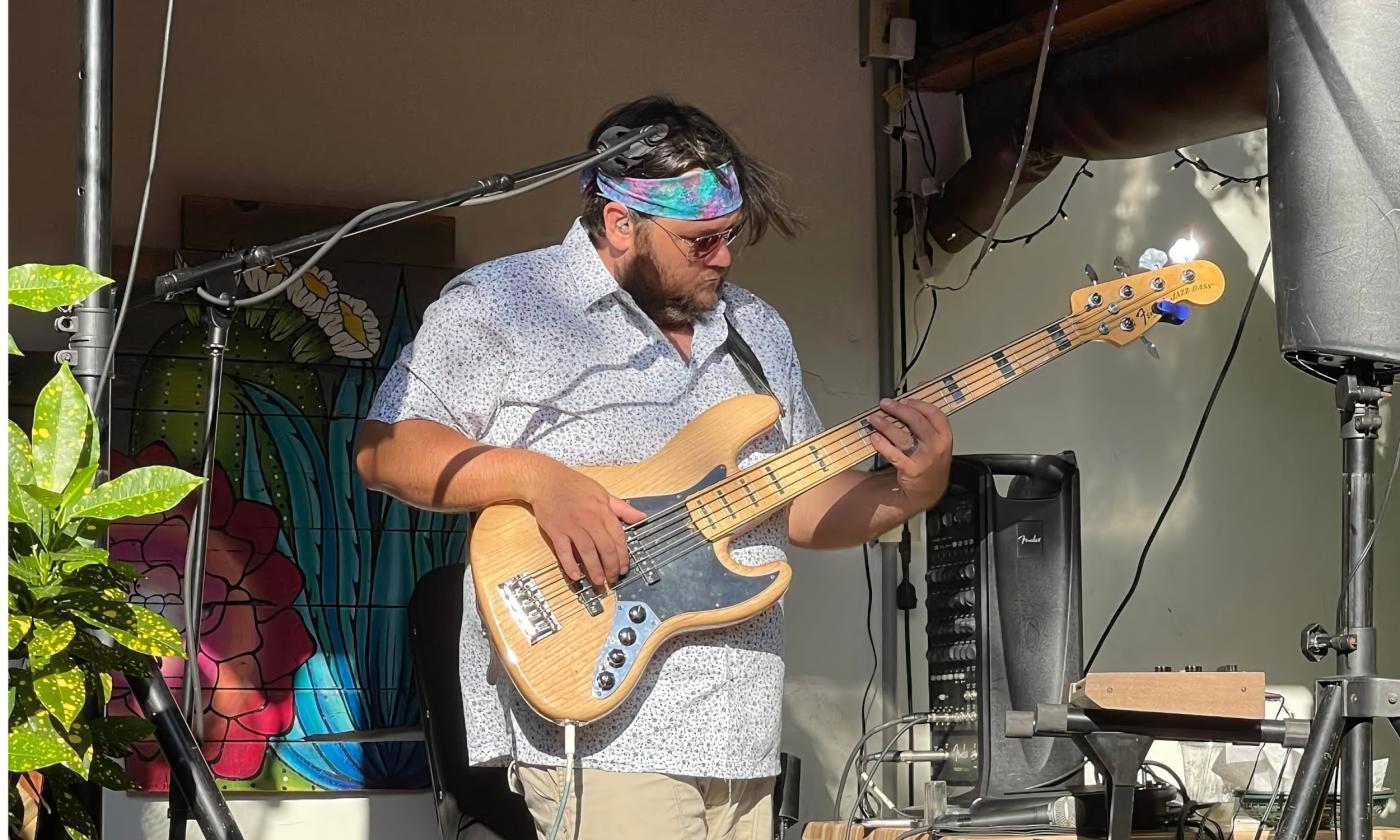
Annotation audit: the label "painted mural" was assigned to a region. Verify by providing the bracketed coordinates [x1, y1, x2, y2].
[10, 216, 467, 793]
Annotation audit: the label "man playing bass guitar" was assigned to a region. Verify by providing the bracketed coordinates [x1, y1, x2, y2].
[356, 96, 953, 840]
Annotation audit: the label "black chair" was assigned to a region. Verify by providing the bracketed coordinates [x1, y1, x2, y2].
[409, 564, 536, 840]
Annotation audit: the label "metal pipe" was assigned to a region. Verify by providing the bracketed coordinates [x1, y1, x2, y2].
[871, 57, 901, 802]
[65, 2, 116, 831]
[1340, 374, 1378, 840]
[72, 0, 116, 409]
[126, 661, 242, 840]
[1276, 682, 1348, 840]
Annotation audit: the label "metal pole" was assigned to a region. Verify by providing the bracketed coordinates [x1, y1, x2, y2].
[871, 58, 902, 803]
[72, 0, 116, 408]
[1339, 374, 1379, 840]
[65, 1, 116, 833]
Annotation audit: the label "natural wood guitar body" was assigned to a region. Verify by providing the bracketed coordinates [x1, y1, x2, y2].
[471, 393, 792, 724]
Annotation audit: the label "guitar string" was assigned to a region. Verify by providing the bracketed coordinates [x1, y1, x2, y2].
[640, 275, 1196, 551]
[520, 306, 1085, 593]
[522, 279, 1195, 624]
[526, 305, 1111, 630]
[525, 286, 1163, 622]
[523, 314, 1081, 607]
[524, 279, 1205, 677]
[533, 361, 1048, 637]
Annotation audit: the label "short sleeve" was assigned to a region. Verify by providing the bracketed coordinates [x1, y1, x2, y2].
[367, 284, 511, 440]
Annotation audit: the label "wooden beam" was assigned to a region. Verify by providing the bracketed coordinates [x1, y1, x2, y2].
[912, 0, 1209, 91]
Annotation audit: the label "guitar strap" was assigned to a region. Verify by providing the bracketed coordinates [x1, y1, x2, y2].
[721, 310, 781, 414]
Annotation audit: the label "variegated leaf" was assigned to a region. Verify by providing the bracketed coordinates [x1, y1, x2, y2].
[57, 787, 97, 840]
[7, 713, 82, 773]
[9, 420, 34, 484]
[7, 264, 113, 312]
[91, 714, 155, 747]
[8, 421, 44, 527]
[33, 657, 86, 729]
[73, 601, 185, 658]
[9, 614, 32, 651]
[89, 755, 136, 791]
[30, 365, 92, 495]
[52, 546, 112, 574]
[64, 465, 203, 522]
[28, 618, 76, 668]
[8, 332, 20, 356]
[68, 632, 151, 674]
[58, 464, 99, 522]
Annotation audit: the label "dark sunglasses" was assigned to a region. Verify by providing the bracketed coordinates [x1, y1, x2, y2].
[647, 218, 746, 263]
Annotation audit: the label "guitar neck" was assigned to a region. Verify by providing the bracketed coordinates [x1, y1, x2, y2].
[685, 314, 1089, 540]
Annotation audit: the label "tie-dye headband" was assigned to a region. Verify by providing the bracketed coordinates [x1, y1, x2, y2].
[594, 162, 743, 221]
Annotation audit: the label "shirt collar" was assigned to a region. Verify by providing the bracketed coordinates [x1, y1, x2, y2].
[561, 218, 623, 311]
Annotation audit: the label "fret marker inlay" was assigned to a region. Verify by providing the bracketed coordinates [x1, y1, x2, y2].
[943, 375, 965, 403]
[1048, 322, 1072, 352]
[992, 351, 1015, 381]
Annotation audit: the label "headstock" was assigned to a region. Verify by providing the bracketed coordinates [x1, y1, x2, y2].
[1068, 260, 1226, 348]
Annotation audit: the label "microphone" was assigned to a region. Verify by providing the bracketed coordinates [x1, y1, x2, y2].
[941, 794, 1080, 830]
[594, 123, 669, 177]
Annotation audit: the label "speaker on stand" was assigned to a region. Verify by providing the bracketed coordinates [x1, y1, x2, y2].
[1265, 3, 1400, 839]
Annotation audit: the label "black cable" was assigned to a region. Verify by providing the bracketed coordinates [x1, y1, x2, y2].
[1084, 242, 1273, 674]
[1143, 759, 1192, 840]
[913, 89, 938, 188]
[93, 0, 175, 419]
[897, 108, 911, 384]
[899, 284, 939, 390]
[861, 544, 879, 735]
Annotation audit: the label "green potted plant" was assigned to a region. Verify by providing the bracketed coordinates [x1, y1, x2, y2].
[8, 264, 203, 840]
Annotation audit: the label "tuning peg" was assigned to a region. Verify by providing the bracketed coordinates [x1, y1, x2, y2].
[1083, 263, 1100, 285]
[1139, 336, 1160, 360]
[1113, 256, 1130, 277]
[1138, 248, 1168, 270]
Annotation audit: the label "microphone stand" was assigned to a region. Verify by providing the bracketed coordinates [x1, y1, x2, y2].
[113, 126, 666, 840]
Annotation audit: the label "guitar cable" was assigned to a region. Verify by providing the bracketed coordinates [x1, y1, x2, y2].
[1084, 241, 1272, 675]
[546, 723, 577, 840]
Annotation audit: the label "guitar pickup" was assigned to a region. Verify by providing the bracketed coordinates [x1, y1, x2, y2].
[573, 582, 605, 617]
[626, 539, 662, 585]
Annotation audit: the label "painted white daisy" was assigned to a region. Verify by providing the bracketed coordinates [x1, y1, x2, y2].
[317, 293, 381, 359]
[287, 266, 339, 317]
[238, 258, 291, 293]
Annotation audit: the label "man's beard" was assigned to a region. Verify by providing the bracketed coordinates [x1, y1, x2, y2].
[618, 240, 724, 327]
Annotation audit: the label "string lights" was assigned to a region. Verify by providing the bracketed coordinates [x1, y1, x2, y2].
[952, 161, 1093, 249]
[1171, 148, 1268, 191]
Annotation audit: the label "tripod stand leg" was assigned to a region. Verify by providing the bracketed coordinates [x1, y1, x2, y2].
[126, 660, 243, 840]
[1276, 682, 1347, 840]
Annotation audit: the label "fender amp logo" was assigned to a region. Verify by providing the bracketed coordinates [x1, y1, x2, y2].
[1015, 521, 1044, 558]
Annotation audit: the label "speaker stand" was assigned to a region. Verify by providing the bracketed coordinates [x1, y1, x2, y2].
[1275, 370, 1399, 840]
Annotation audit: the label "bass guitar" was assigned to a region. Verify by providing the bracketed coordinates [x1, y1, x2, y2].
[471, 260, 1225, 724]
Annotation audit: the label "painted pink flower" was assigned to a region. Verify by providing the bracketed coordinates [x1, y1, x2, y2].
[107, 442, 315, 791]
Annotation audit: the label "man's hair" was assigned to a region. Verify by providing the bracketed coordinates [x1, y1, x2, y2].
[581, 96, 801, 245]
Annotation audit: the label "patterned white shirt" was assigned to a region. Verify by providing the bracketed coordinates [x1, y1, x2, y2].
[368, 219, 824, 779]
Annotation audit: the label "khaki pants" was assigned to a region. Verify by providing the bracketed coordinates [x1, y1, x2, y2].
[512, 763, 775, 840]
